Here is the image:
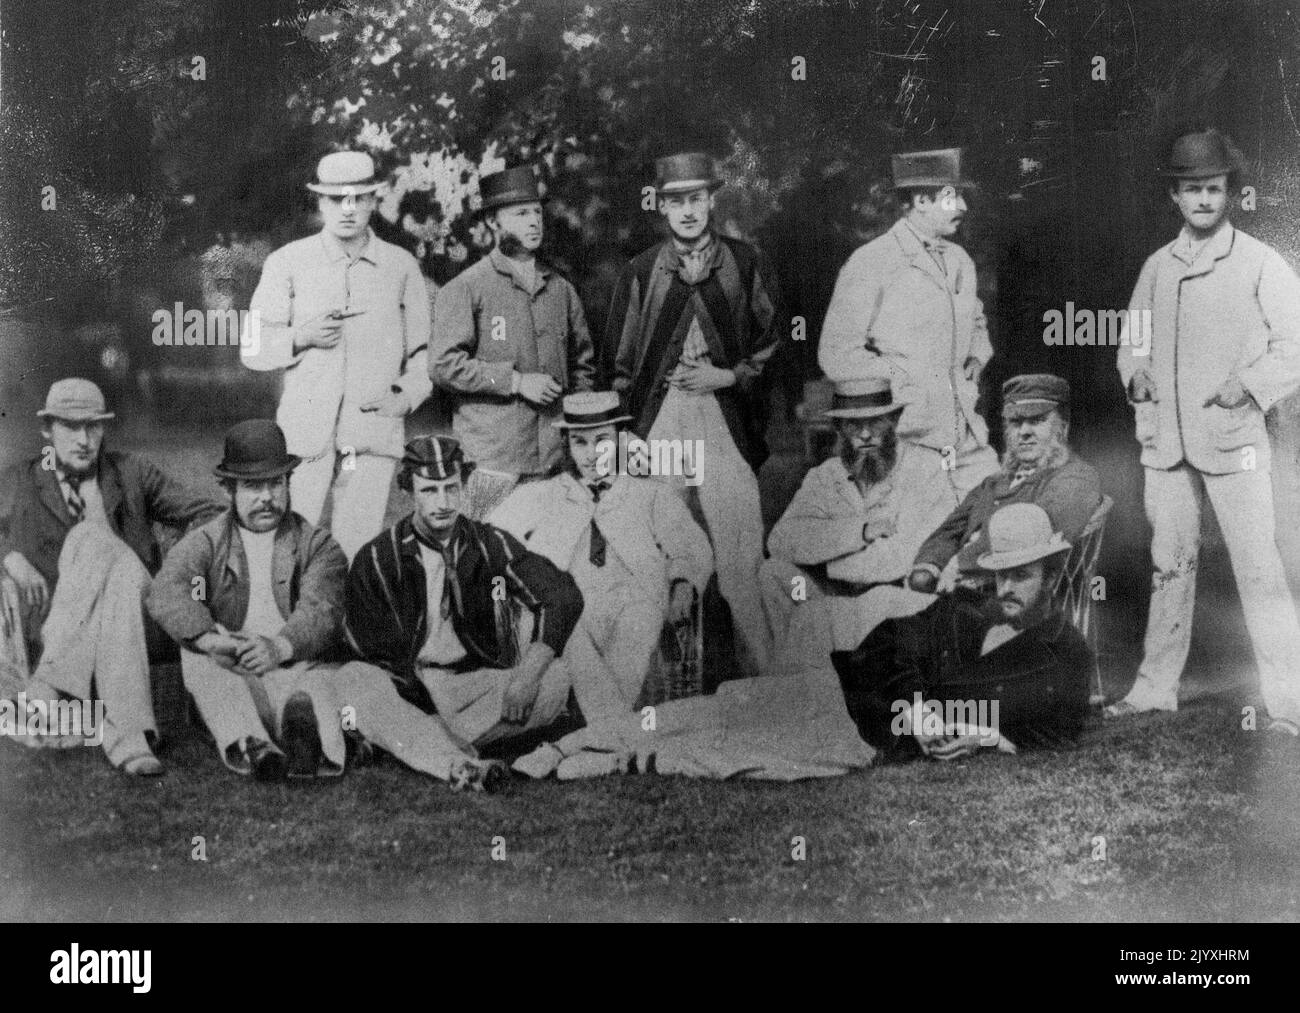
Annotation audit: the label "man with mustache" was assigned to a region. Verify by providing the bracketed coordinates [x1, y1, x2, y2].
[606, 152, 783, 676]
[1111, 128, 1300, 733]
[819, 148, 998, 506]
[838, 503, 1092, 763]
[0, 378, 221, 775]
[242, 151, 435, 561]
[147, 421, 349, 781]
[430, 164, 596, 519]
[761, 378, 953, 663]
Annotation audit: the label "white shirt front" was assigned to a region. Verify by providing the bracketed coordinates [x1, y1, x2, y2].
[240, 528, 283, 638]
[417, 542, 469, 668]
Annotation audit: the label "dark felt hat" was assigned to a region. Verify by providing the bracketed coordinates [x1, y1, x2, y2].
[214, 420, 301, 481]
[1160, 129, 1243, 180]
[478, 165, 545, 212]
[1001, 373, 1070, 420]
[655, 152, 723, 195]
[891, 147, 976, 190]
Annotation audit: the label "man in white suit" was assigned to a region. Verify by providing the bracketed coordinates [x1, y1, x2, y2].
[241, 151, 433, 560]
[1113, 128, 1300, 734]
[489, 392, 713, 719]
[818, 148, 997, 504]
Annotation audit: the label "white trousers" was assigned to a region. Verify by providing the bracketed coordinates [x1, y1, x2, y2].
[291, 451, 396, 561]
[563, 591, 663, 720]
[1127, 464, 1300, 723]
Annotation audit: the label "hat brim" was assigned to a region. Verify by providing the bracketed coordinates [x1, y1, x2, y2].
[656, 179, 724, 195]
[894, 178, 979, 192]
[552, 414, 633, 430]
[1002, 401, 1062, 421]
[823, 403, 906, 420]
[213, 456, 301, 482]
[306, 182, 384, 195]
[1159, 164, 1237, 179]
[977, 538, 1070, 571]
[479, 194, 549, 213]
[37, 409, 115, 422]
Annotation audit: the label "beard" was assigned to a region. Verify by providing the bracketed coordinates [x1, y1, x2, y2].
[1001, 418, 1068, 479]
[840, 426, 898, 485]
[497, 232, 529, 257]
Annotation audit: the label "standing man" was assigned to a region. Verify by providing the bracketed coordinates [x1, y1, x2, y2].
[0, 378, 220, 775]
[819, 148, 997, 504]
[430, 164, 596, 519]
[148, 421, 348, 781]
[242, 151, 434, 561]
[1113, 128, 1300, 733]
[606, 151, 783, 675]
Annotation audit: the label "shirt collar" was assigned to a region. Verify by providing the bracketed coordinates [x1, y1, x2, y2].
[319, 228, 378, 265]
[488, 248, 550, 287]
[663, 232, 723, 271]
[1171, 220, 1234, 266]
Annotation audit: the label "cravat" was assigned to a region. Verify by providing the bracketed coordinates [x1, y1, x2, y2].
[64, 475, 85, 523]
[925, 240, 949, 280]
[415, 527, 456, 619]
[588, 482, 610, 567]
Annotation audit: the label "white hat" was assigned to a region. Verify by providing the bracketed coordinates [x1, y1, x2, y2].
[306, 151, 383, 196]
[976, 503, 1071, 571]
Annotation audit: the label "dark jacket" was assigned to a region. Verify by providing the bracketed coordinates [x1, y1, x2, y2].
[146, 510, 348, 662]
[344, 514, 583, 709]
[837, 591, 1093, 761]
[913, 451, 1101, 575]
[0, 450, 221, 587]
[605, 234, 783, 471]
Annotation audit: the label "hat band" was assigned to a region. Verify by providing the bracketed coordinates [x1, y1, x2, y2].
[831, 390, 895, 412]
[1004, 397, 1061, 409]
[562, 406, 629, 427]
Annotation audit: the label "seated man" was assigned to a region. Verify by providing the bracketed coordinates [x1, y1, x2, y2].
[331, 435, 584, 791]
[839, 503, 1093, 762]
[0, 378, 220, 775]
[489, 392, 713, 719]
[147, 421, 348, 781]
[908, 373, 1102, 596]
[761, 377, 954, 655]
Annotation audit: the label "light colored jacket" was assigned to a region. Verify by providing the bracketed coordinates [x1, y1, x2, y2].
[767, 445, 953, 584]
[818, 218, 991, 451]
[241, 230, 433, 460]
[1117, 223, 1300, 474]
[488, 472, 712, 611]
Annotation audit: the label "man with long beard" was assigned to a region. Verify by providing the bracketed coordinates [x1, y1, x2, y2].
[761, 377, 953, 669]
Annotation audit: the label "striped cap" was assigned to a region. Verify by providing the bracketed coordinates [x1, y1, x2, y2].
[401, 435, 466, 480]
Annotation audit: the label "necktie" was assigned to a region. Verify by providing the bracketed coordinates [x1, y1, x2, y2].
[925, 240, 949, 280]
[64, 475, 85, 523]
[415, 528, 456, 618]
[588, 482, 609, 567]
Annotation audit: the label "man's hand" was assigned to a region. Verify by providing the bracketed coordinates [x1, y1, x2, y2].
[501, 669, 543, 724]
[1128, 368, 1157, 404]
[918, 732, 981, 762]
[907, 566, 938, 594]
[232, 633, 287, 677]
[1203, 375, 1252, 410]
[517, 372, 562, 407]
[668, 581, 695, 628]
[292, 310, 349, 352]
[962, 357, 981, 383]
[669, 362, 735, 394]
[192, 629, 245, 670]
[3, 552, 49, 623]
[360, 390, 411, 417]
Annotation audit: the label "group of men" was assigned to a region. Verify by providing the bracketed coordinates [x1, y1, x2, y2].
[4, 124, 1300, 788]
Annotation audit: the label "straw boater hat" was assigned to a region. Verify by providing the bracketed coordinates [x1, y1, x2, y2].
[213, 420, 301, 481]
[478, 165, 546, 212]
[1001, 373, 1070, 420]
[654, 152, 724, 195]
[821, 377, 908, 420]
[37, 378, 115, 423]
[552, 391, 633, 430]
[306, 151, 384, 196]
[891, 147, 977, 191]
[976, 503, 1071, 571]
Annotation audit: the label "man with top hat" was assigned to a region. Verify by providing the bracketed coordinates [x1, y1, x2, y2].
[147, 421, 349, 781]
[1112, 128, 1300, 732]
[241, 150, 434, 561]
[329, 434, 584, 789]
[819, 147, 997, 505]
[760, 376, 954, 662]
[605, 151, 783, 676]
[489, 392, 713, 719]
[429, 163, 596, 519]
[838, 503, 1093, 763]
[0, 378, 220, 775]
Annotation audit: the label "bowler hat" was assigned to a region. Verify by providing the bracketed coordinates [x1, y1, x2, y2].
[478, 165, 545, 212]
[1160, 129, 1243, 180]
[891, 147, 976, 191]
[976, 503, 1071, 571]
[37, 378, 115, 423]
[1001, 373, 1070, 420]
[214, 420, 301, 481]
[401, 435, 469, 481]
[306, 151, 383, 196]
[655, 152, 723, 195]
[822, 377, 908, 420]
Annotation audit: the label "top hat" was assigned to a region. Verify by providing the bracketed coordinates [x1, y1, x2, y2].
[214, 420, 301, 481]
[822, 377, 908, 420]
[976, 503, 1071, 571]
[306, 151, 384, 196]
[401, 435, 468, 481]
[1001, 373, 1070, 421]
[1160, 129, 1243, 180]
[552, 391, 633, 430]
[655, 152, 723, 195]
[891, 147, 976, 191]
[478, 165, 546, 212]
[37, 378, 115, 423]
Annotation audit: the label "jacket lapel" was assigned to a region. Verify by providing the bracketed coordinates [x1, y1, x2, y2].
[98, 454, 125, 530]
[892, 219, 949, 293]
[35, 467, 74, 528]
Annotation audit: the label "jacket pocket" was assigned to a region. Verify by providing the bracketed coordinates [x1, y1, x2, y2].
[1207, 403, 1258, 453]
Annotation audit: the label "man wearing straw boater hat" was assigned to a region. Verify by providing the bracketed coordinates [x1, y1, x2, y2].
[761, 376, 953, 667]
[837, 502, 1092, 763]
[147, 420, 349, 782]
[0, 378, 220, 775]
[605, 150, 784, 677]
[819, 147, 998, 506]
[241, 151, 434, 561]
[430, 163, 596, 520]
[490, 392, 713, 720]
